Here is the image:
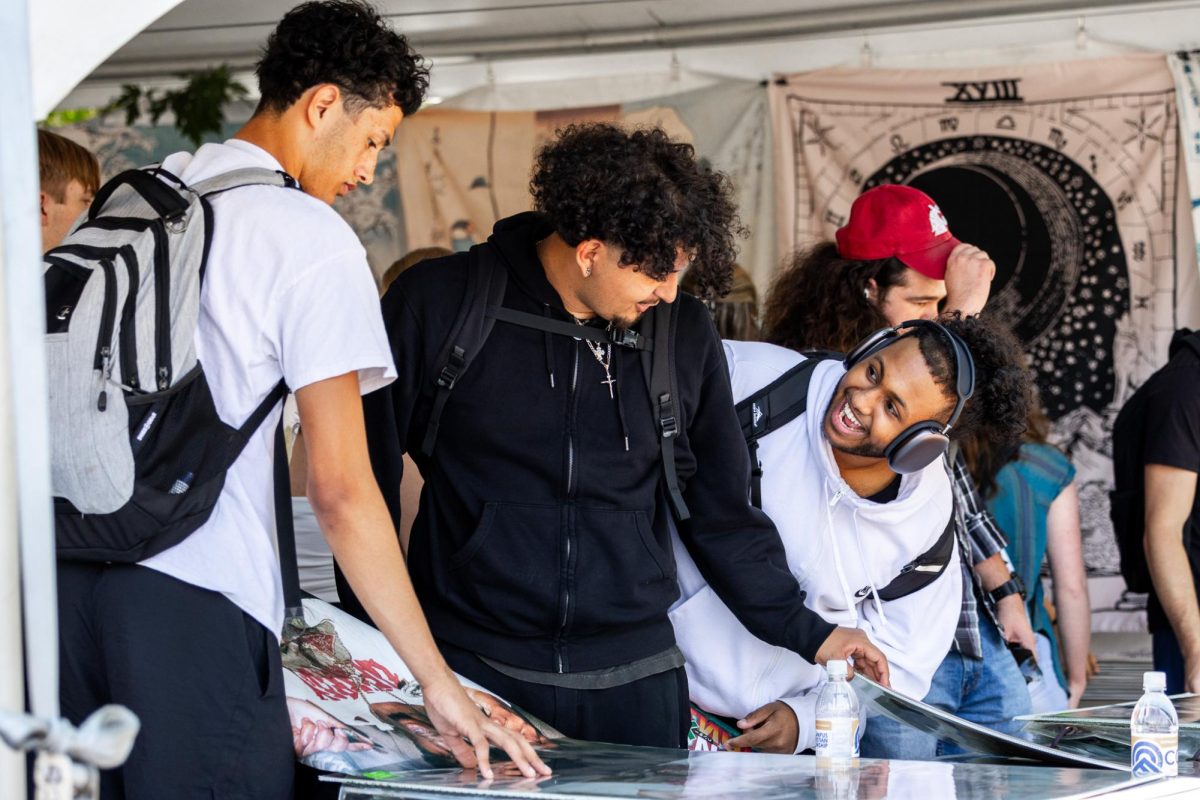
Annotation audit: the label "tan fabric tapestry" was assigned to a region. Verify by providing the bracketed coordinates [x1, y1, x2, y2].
[394, 106, 692, 255]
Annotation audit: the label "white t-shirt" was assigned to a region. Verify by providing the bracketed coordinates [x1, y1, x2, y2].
[141, 139, 395, 637]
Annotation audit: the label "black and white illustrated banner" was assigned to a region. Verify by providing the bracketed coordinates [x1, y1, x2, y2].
[770, 54, 1184, 575]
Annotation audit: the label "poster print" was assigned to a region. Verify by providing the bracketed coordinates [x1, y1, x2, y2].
[770, 55, 1181, 575]
[283, 598, 557, 779]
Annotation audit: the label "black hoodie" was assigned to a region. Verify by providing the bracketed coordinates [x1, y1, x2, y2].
[362, 213, 835, 674]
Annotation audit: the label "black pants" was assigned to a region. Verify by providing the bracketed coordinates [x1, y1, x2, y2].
[57, 562, 293, 800]
[438, 639, 690, 748]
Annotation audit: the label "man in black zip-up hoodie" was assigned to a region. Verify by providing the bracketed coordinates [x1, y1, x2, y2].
[358, 124, 889, 748]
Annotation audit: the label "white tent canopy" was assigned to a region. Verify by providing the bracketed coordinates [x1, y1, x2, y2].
[8, 2, 1200, 798]
[53, 0, 1200, 113]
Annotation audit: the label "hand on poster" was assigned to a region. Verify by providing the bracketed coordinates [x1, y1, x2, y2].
[288, 698, 375, 758]
[943, 243, 995, 316]
[815, 626, 891, 688]
[464, 687, 550, 745]
[996, 593, 1038, 654]
[726, 701, 799, 754]
[421, 673, 552, 780]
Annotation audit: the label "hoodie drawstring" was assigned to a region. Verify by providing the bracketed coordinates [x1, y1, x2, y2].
[825, 485, 860, 628]
[849, 505, 888, 627]
[542, 307, 556, 389]
[612, 346, 631, 451]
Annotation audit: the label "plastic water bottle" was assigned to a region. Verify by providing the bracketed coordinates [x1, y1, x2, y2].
[815, 660, 860, 765]
[1130, 671, 1178, 777]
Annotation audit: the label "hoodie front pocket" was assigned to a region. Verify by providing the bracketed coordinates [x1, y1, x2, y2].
[570, 507, 679, 634]
[448, 502, 562, 635]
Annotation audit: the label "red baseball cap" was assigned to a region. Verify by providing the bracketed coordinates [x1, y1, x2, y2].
[834, 184, 961, 280]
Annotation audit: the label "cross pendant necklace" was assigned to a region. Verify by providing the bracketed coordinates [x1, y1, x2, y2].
[576, 317, 616, 399]
[584, 340, 615, 399]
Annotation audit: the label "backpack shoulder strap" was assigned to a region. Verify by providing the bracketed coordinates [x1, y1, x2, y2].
[190, 167, 299, 197]
[873, 511, 957, 602]
[88, 167, 190, 223]
[641, 302, 689, 521]
[225, 378, 304, 629]
[734, 356, 830, 508]
[490, 306, 651, 350]
[735, 357, 826, 443]
[420, 245, 507, 456]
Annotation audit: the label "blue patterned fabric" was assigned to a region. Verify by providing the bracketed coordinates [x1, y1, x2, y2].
[988, 443, 1076, 690]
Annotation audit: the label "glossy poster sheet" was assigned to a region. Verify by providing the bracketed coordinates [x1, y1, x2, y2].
[1019, 695, 1200, 761]
[852, 675, 1126, 770]
[325, 742, 1163, 800]
[282, 598, 559, 778]
[285, 602, 1180, 798]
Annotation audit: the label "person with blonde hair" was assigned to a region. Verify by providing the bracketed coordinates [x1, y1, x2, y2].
[37, 128, 100, 252]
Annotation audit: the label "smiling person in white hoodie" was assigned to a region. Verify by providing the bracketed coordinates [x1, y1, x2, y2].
[670, 313, 1034, 753]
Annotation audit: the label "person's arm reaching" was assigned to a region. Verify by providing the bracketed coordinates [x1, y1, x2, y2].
[1143, 464, 1200, 693]
[953, 454, 1038, 652]
[976, 552, 1038, 653]
[734, 523, 962, 755]
[1045, 480, 1091, 707]
[296, 375, 549, 778]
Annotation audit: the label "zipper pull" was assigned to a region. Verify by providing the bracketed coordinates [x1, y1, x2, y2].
[157, 366, 169, 391]
[97, 348, 112, 411]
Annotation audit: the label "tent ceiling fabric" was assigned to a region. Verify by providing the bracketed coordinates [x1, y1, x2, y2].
[29, 0, 184, 118]
[91, 0, 1171, 81]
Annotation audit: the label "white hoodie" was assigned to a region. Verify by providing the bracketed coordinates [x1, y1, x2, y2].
[668, 341, 962, 753]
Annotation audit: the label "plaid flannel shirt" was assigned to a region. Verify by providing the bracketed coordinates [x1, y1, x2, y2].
[949, 452, 1008, 660]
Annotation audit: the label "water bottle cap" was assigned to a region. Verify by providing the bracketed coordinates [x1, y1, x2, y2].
[1143, 671, 1166, 691]
[826, 659, 849, 680]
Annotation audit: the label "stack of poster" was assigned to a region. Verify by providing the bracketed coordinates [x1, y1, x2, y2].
[1018, 695, 1200, 763]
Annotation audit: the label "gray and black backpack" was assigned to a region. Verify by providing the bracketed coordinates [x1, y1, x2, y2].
[45, 164, 303, 617]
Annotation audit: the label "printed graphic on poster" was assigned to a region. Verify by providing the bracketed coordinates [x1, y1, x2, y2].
[770, 55, 1182, 576]
[283, 599, 558, 778]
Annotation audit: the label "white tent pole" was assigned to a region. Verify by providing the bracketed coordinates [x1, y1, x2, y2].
[1, 0, 60, 751]
[0, 0, 36, 793]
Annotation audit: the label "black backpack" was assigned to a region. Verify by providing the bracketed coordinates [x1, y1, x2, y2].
[733, 355, 956, 602]
[420, 242, 690, 520]
[1110, 329, 1200, 594]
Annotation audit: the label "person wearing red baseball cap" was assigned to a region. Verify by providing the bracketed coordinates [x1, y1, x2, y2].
[758, 183, 1039, 761]
[763, 184, 996, 353]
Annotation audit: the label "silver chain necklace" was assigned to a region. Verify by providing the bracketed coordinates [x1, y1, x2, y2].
[575, 317, 616, 399]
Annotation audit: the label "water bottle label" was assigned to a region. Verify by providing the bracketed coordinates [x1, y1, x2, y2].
[815, 718, 860, 759]
[1131, 733, 1178, 777]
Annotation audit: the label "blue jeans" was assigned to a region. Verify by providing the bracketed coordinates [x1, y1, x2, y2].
[860, 614, 1032, 759]
[1153, 627, 1186, 695]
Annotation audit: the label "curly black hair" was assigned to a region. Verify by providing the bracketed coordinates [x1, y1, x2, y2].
[762, 242, 908, 353]
[255, 0, 429, 117]
[530, 123, 744, 297]
[915, 313, 1033, 456]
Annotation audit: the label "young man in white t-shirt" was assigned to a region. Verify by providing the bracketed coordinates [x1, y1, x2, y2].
[55, 4, 546, 797]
